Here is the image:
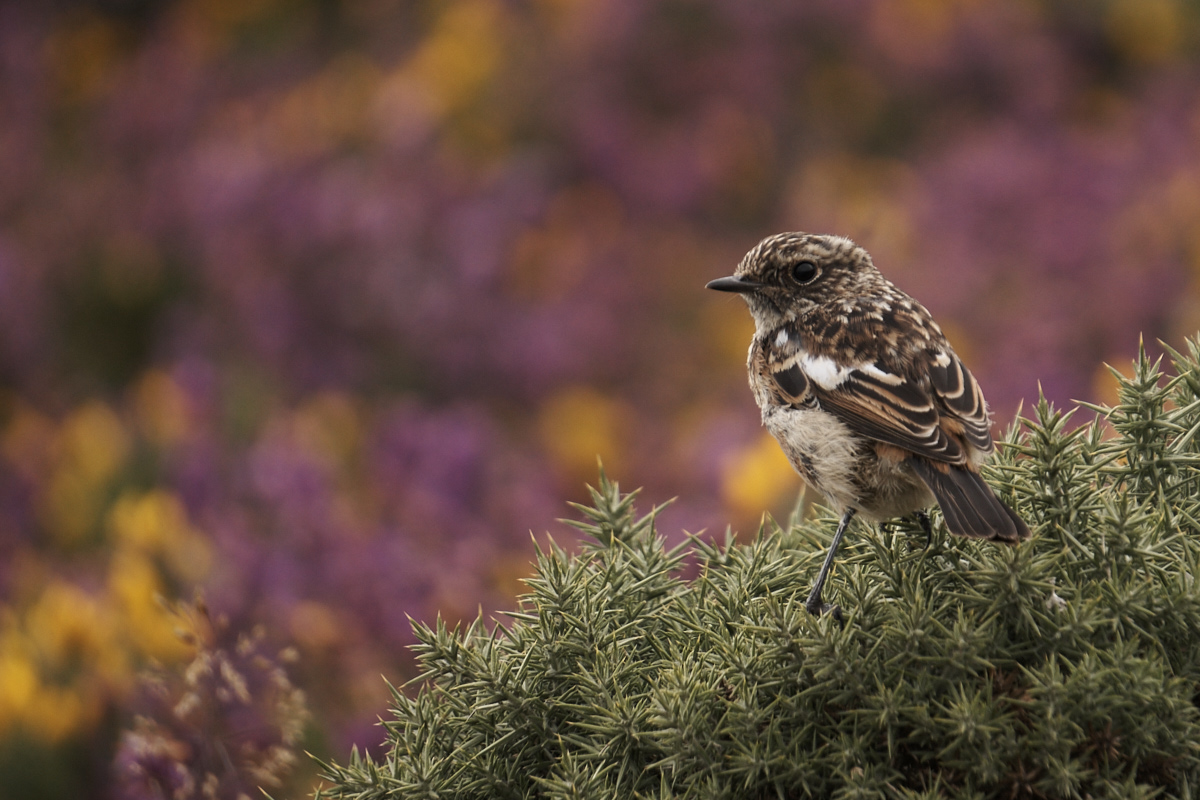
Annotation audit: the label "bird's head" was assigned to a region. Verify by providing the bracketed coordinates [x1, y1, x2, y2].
[707, 232, 885, 334]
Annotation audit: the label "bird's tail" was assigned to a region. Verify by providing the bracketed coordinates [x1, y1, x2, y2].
[908, 459, 1030, 543]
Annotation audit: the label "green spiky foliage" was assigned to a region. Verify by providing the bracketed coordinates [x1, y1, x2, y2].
[314, 339, 1200, 800]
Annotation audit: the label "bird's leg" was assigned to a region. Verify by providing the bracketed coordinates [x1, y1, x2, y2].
[915, 510, 933, 549]
[805, 507, 856, 619]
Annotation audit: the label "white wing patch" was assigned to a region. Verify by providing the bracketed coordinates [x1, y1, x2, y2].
[860, 363, 905, 386]
[801, 353, 853, 390]
[800, 353, 905, 391]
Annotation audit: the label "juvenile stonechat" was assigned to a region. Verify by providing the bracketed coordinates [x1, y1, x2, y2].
[708, 232, 1030, 617]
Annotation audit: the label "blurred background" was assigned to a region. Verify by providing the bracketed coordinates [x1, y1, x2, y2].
[2, 0, 1200, 796]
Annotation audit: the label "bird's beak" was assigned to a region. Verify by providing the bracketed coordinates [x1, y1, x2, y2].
[706, 275, 763, 294]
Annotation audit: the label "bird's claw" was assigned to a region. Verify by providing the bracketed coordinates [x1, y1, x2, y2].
[805, 600, 844, 625]
[915, 510, 933, 549]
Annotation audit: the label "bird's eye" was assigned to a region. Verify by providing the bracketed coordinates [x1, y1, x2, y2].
[791, 260, 818, 285]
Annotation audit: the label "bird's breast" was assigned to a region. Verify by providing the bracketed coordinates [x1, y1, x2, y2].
[759, 400, 863, 512]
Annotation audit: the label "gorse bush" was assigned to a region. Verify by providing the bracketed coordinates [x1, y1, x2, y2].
[315, 339, 1200, 799]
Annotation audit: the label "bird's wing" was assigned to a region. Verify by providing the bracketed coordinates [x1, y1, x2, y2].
[795, 349, 992, 466]
[765, 360, 819, 409]
[760, 331, 820, 410]
[928, 350, 994, 454]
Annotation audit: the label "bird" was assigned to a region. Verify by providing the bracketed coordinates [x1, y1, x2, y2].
[707, 232, 1030, 618]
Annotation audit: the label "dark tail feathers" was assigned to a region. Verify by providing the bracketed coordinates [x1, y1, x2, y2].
[908, 459, 1031, 543]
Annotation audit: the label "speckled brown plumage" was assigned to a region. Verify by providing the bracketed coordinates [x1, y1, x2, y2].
[708, 232, 1030, 616]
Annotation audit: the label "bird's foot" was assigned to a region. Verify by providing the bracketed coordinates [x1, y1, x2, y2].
[914, 510, 933, 549]
[804, 598, 844, 625]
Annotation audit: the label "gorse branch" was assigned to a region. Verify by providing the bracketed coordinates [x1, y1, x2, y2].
[316, 336, 1200, 800]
